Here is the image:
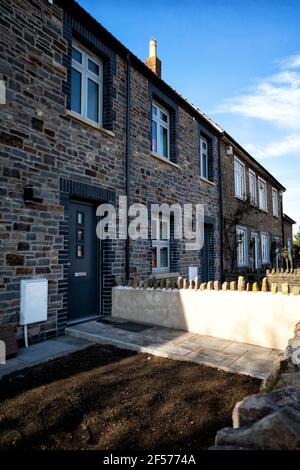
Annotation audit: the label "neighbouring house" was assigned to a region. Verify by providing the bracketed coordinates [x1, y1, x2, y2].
[220, 132, 287, 277]
[283, 214, 296, 267]
[0, 0, 222, 345]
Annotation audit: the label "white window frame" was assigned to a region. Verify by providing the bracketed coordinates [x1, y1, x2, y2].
[234, 157, 246, 200]
[261, 232, 270, 265]
[200, 136, 209, 179]
[152, 101, 170, 160]
[249, 169, 257, 204]
[151, 213, 170, 274]
[71, 41, 103, 126]
[236, 225, 248, 268]
[258, 177, 267, 211]
[272, 187, 279, 217]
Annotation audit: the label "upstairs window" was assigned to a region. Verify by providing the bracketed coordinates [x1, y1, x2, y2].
[151, 213, 170, 273]
[272, 188, 278, 217]
[258, 178, 267, 211]
[234, 157, 245, 199]
[152, 102, 170, 160]
[249, 169, 257, 204]
[71, 42, 103, 125]
[200, 137, 208, 179]
[261, 232, 270, 264]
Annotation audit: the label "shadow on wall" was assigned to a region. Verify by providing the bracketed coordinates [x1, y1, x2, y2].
[112, 276, 300, 351]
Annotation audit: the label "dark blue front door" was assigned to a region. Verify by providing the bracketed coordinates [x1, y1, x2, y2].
[68, 200, 98, 321]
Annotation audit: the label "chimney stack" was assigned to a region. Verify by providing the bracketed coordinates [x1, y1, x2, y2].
[145, 38, 161, 78]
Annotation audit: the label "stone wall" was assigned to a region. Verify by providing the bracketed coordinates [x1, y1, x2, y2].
[211, 322, 300, 450]
[266, 269, 300, 292]
[112, 276, 300, 350]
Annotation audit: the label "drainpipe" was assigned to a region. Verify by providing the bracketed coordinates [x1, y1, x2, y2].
[218, 136, 224, 281]
[125, 53, 131, 280]
[281, 195, 285, 246]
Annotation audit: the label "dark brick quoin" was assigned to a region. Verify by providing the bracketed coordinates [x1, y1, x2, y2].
[0, 0, 222, 345]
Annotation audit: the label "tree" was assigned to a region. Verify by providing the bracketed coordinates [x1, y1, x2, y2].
[294, 226, 300, 250]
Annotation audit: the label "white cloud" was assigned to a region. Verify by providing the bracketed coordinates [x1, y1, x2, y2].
[216, 54, 300, 226]
[279, 54, 300, 70]
[245, 134, 300, 159]
[218, 70, 300, 128]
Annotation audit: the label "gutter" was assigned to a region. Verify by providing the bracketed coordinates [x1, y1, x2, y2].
[222, 132, 286, 192]
[125, 53, 131, 280]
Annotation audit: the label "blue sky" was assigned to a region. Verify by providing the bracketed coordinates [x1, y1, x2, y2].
[78, 0, 300, 230]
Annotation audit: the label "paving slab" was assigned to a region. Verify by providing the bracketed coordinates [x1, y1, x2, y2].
[0, 335, 92, 379]
[66, 318, 282, 379]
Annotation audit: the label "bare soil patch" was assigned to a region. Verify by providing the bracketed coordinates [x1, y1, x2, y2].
[0, 344, 260, 450]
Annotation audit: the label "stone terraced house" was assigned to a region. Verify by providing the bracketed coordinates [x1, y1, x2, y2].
[220, 133, 289, 277]
[0, 0, 294, 346]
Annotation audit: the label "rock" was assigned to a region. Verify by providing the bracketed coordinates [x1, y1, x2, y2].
[294, 321, 300, 338]
[278, 373, 300, 390]
[216, 406, 300, 449]
[261, 277, 268, 292]
[214, 280, 221, 291]
[194, 276, 200, 290]
[252, 282, 259, 292]
[207, 281, 214, 290]
[232, 394, 277, 428]
[238, 276, 245, 291]
[200, 282, 207, 290]
[222, 281, 229, 291]
[285, 338, 300, 367]
[177, 276, 183, 289]
[282, 282, 290, 295]
[260, 353, 296, 392]
[230, 281, 236, 291]
[271, 283, 278, 294]
[232, 387, 300, 428]
[183, 278, 189, 289]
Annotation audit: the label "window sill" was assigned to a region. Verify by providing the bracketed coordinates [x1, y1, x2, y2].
[234, 195, 247, 202]
[199, 176, 215, 186]
[65, 110, 115, 137]
[258, 207, 268, 214]
[151, 152, 180, 169]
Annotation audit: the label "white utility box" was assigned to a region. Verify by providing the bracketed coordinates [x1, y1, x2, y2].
[189, 267, 198, 282]
[20, 278, 48, 326]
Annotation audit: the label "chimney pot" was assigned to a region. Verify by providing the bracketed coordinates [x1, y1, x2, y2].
[149, 38, 157, 58]
[146, 37, 161, 78]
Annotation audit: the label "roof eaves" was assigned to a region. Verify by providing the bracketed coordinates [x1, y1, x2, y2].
[283, 214, 297, 225]
[222, 131, 286, 191]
